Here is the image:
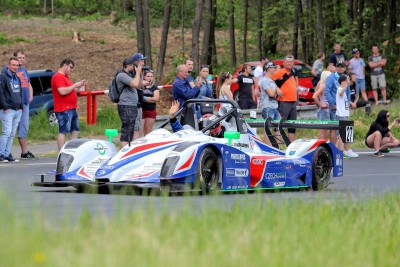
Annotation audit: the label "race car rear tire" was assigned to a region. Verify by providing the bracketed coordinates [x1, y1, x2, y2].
[195, 147, 221, 194]
[312, 146, 332, 191]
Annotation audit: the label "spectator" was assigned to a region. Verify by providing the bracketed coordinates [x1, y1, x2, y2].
[272, 55, 298, 142]
[260, 61, 283, 145]
[335, 75, 358, 158]
[368, 44, 388, 105]
[231, 63, 256, 110]
[194, 64, 213, 99]
[0, 57, 23, 162]
[348, 48, 368, 103]
[216, 72, 233, 102]
[131, 53, 147, 140]
[312, 70, 332, 139]
[116, 58, 143, 148]
[172, 65, 201, 108]
[365, 110, 400, 157]
[1, 49, 36, 159]
[253, 56, 268, 108]
[348, 72, 367, 108]
[51, 58, 85, 151]
[184, 58, 195, 84]
[141, 69, 160, 136]
[328, 43, 349, 67]
[311, 51, 325, 87]
[324, 61, 348, 143]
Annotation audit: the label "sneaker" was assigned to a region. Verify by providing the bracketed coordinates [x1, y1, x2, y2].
[345, 149, 359, 158]
[5, 154, 19, 162]
[0, 155, 8, 163]
[379, 148, 391, 153]
[373, 151, 384, 157]
[21, 151, 37, 159]
[365, 104, 371, 116]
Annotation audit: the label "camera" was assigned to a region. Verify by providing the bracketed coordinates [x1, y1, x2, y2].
[132, 65, 150, 76]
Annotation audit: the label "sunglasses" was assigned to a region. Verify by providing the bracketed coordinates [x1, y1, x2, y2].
[68, 65, 74, 69]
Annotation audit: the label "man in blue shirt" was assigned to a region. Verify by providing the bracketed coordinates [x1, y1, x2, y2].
[172, 65, 201, 108]
[0, 57, 23, 162]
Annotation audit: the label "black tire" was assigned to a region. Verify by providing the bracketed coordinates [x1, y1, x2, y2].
[48, 109, 58, 127]
[194, 147, 221, 194]
[312, 146, 333, 190]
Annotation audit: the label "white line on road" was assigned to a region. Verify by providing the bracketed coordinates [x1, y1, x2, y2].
[26, 163, 57, 166]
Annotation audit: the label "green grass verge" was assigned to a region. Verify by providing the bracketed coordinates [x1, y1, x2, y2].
[0, 192, 399, 266]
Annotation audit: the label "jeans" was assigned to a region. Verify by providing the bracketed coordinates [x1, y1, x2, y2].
[262, 108, 281, 120]
[0, 109, 22, 157]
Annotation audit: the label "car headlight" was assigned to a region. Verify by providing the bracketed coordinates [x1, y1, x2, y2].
[298, 86, 308, 92]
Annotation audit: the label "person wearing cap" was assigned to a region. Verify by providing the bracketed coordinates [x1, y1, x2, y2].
[131, 53, 148, 140]
[328, 43, 349, 67]
[253, 56, 268, 109]
[116, 57, 146, 148]
[259, 61, 283, 145]
[172, 64, 201, 108]
[271, 55, 298, 142]
[335, 74, 358, 158]
[348, 48, 368, 104]
[51, 58, 86, 151]
[324, 60, 350, 143]
[368, 44, 388, 105]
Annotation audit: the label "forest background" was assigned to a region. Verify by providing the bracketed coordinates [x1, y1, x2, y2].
[0, 0, 399, 114]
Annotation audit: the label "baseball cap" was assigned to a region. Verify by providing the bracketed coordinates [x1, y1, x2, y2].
[336, 61, 345, 67]
[285, 55, 294, 60]
[264, 61, 277, 70]
[131, 53, 147, 62]
[123, 58, 135, 66]
[352, 48, 359, 54]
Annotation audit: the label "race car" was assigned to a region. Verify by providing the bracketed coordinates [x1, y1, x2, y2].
[32, 99, 353, 194]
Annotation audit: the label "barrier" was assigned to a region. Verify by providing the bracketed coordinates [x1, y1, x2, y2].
[79, 86, 317, 126]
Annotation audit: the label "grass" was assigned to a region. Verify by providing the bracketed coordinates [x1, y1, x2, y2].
[0, 192, 399, 266]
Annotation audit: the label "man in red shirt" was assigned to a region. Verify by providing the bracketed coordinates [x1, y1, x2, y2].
[51, 58, 85, 150]
[272, 55, 298, 142]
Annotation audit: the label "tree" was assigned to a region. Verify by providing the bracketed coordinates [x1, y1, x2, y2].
[257, 0, 263, 58]
[316, 0, 325, 53]
[135, 0, 145, 53]
[201, 0, 217, 67]
[156, 0, 172, 83]
[192, 0, 204, 72]
[243, 0, 249, 62]
[228, 0, 237, 66]
[142, 0, 152, 68]
[292, 0, 300, 58]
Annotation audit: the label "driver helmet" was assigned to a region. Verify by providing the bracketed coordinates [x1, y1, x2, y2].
[199, 114, 222, 137]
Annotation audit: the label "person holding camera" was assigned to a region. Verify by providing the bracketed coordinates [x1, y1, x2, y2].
[51, 58, 86, 151]
[116, 57, 148, 148]
[365, 110, 400, 157]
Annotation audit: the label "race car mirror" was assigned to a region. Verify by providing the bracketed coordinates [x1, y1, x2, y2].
[224, 131, 240, 145]
[338, 120, 354, 143]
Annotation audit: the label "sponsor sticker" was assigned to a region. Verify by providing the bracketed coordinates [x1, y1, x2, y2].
[266, 171, 286, 179]
[274, 182, 285, 187]
[231, 154, 246, 160]
[94, 142, 107, 155]
[226, 168, 249, 177]
[252, 159, 264, 165]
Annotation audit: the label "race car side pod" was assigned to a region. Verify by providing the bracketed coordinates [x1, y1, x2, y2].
[246, 119, 354, 147]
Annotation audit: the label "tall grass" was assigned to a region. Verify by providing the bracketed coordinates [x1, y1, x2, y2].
[0, 193, 399, 266]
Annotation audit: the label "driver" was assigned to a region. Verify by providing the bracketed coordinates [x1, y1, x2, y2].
[168, 100, 222, 137]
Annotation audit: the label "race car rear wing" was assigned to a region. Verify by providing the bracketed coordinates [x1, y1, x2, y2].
[246, 118, 354, 149]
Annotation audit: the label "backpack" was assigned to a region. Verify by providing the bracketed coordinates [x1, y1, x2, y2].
[108, 70, 123, 103]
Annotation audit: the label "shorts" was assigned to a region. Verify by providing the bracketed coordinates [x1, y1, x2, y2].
[329, 108, 336, 121]
[18, 103, 30, 138]
[371, 74, 386, 89]
[335, 115, 349, 137]
[317, 108, 330, 121]
[238, 97, 256, 110]
[118, 105, 137, 142]
[55, 109, 80, 134]
[142, 109, 157, 119]
[278, 101, 297, 133]
[135, 108, 142, 131]
[355, 78, 366, 91]
[262, 108, 281, 121]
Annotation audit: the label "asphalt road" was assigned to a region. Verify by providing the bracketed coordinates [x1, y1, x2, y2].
[1, 151, 399, 223]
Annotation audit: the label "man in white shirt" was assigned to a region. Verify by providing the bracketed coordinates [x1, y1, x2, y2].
[253, 56, 268, 109]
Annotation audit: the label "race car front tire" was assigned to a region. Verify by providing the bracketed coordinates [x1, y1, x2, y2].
[194, 147, 221, 194]
[312, 146, 333, 190]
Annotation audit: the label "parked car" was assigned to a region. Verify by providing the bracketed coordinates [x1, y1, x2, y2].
[231, 60, 315, 106]
[28, 70, 56, 125]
